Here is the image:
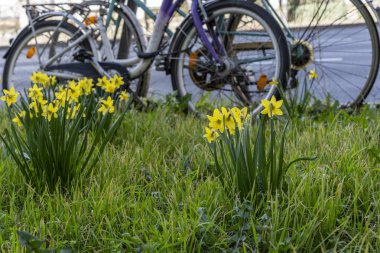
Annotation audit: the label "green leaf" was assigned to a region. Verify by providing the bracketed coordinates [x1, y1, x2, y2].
[17, 231, 45, 252]
[277, 120, 290, 186]
[285, 156, 317, 171]
[17, 231, 37, 246]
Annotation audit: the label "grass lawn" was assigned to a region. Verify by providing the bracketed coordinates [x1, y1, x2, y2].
[0, 106, 380, 252]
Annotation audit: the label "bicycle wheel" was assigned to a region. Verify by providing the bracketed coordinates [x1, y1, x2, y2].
[80, 1, 150, 96]
[170, 0, 290, 114]
[3, 20, 89, 91]
[276, 0, 379, 107]
[3, 8, 149, 97]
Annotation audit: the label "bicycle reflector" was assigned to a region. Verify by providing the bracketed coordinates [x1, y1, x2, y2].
[189, 52, 197, 69]
[257, 74, 268, 91]
[84, 16, 98, 26]
[26, 47, 36, 59]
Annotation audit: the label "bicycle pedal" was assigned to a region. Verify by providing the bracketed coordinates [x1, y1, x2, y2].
[73, 49, 94, 63]
[154, 57, 168, 72]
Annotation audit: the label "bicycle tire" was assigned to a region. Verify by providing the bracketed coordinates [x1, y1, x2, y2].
[273, 0, 380, 107]
[170, 0, 290, 115]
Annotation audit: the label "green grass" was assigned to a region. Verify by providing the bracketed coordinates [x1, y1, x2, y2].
[0, 106, 380, 252]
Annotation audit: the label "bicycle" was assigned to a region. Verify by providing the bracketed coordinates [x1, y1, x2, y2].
[91, 0, 380, 108]
[2, 0, 290, 114]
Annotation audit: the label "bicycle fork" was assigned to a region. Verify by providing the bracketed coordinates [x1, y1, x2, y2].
[191, 0, 227, 64]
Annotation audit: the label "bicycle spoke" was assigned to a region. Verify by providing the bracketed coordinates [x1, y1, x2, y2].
[317, 64, 369, 80]
[315, 63, 361, 100]
[317, 63, 365, 91]
[307, 5, 364, 42]
[312, 65, 349, 101]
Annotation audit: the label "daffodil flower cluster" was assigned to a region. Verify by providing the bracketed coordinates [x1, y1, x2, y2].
[31, 72, 57, 89]
[95, 75, 129, 114]
[96, 75, 124, 93]
[1, 72, 131, 192]
[1, 72, 130, 129]
[23, 77, 89, 122]
[203, 107, 250, 143]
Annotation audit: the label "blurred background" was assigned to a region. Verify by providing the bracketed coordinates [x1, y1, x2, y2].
[3, 0, 380, 46]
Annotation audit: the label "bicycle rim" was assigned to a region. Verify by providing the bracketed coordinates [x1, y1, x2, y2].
[3, 22, 82, 91]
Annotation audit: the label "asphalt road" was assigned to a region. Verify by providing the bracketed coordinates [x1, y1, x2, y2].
[0, 24, 380, 105]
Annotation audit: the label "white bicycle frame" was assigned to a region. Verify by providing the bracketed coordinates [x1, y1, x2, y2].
[26, 6, 146, 80]
[25, 0, 185, 81]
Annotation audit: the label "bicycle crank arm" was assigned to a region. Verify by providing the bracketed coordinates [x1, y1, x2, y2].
[45, 63, 101, 79]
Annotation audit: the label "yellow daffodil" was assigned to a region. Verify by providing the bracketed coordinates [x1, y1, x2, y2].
[269, 78, 279, 86]
[1, 87, 19, 107]
[104, 81, 117, 93]
[39, 99, 48, 107]
[67, 81, 82, 103]
[12, 116, 22, 128]
[231, 107, 241, 118]
[42, 103, 59, 121]
[29, 99, 47, 117]
[97, 76, 109, 89]
[29, 101, 39, 116]
[98, 96, 115, 115]
[203, 127, 219, 143]
[55, 88, 69, 107]
[207, 108, 224, 133]
[221, 107, 237, 134]
[28, 84, 43, 101]
[37, 97, 48, 106]
[231, 107, 245, 129]
[54, 94, 65, 107]
[12, 110, 26, 128]
[241, 107, 250, 122]
[231, 107, 244, 129]
[31, 72, 50, 88]
[309, 69, 318, 80]
[261, 96, 283, 118]
[119, 91, 129, 101]
[78, 78, 94, 95]
[49, 76, 57, 86]
[111, 74, 124, 88]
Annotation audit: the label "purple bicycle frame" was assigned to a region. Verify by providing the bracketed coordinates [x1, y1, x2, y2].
[130, 0, 227, 78]
[155, 0, 223, 62]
